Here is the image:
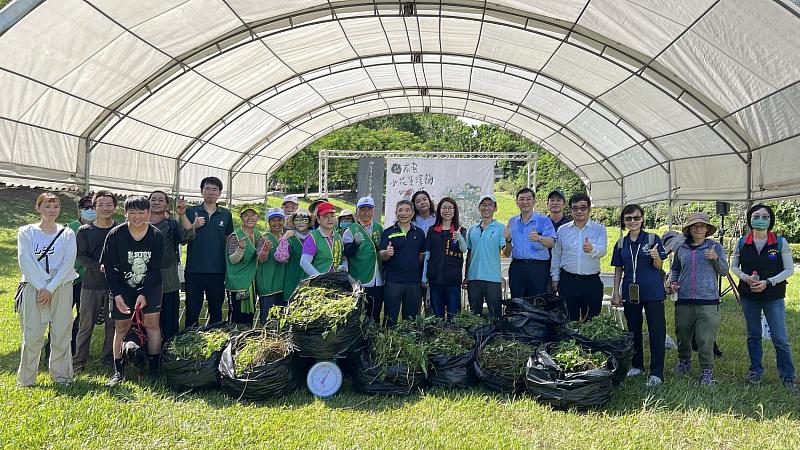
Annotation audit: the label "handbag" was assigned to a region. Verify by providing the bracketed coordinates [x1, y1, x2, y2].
[121, 305, 148, 362]
[14, 227, 66, 313]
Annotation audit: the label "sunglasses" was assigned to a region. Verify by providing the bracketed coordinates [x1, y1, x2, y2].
[624, 215, 642, 222]
[571, 206, 589, 212]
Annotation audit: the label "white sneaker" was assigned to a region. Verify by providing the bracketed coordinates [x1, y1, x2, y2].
[627, 368, 643, 377]
[665, 335, 677, 350]
[646, 375, 663, 388]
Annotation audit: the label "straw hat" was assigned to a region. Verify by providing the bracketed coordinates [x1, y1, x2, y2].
[681, 212, 717, 236]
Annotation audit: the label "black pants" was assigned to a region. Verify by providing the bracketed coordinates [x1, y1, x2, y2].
[559, 271, 603, 321]
[184, 272, 225, 327]
[623, 300, 666, 379]
[227, 290, 255, 326]
[384, 282, 420, 327]
[467, 280, 503, 319]
[160, 290, 180, 344]
[508, 260, 549, 298]
[44, 282, 81, 358]
[364, 285, 385, 323]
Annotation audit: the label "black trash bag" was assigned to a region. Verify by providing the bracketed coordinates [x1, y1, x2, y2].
[218, 329, 300, 400]
[525, 342, 617, 410]
[429, 350, 478, 388]
[351, 350, 428, 395]
[161, 322, 234, 391]
[474, 333, 538, 394]
[559, 328, 634, 385]
[287, 272, 366, 359]
[500, 295, 568, 342]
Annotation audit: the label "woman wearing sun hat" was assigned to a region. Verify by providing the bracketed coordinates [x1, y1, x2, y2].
[668, 212, 729, 386]
[255, 207, 289, 323]
[275, 208, 314, 299]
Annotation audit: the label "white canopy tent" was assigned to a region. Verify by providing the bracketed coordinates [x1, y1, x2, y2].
[0, 0, 798, 205]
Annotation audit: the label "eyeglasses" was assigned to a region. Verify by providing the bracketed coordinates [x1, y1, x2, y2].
[440, 206, 455, 211]
[571, 206, 589, 212]
[293, 217, 310, 223]
[624, 215, 642, 222]
[751, 214, 770, 220]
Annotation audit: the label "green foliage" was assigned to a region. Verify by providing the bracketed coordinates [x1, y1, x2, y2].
[275, 285, 358, 335]
[452, 310, 490, 328]
[366, 321, 429, 378]
[771, 200, 800, 243]
[551, 340, 608, 372]
[477, 337, 534, 382]
[233, 329, 291, 376]
[164, 329, 231, 361]
[427, 326, 475, 356]
[568, 315, 626, 341]
[789, 243, 800, 263]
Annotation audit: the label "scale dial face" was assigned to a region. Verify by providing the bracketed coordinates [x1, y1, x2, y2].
[307, 361, 343, 398]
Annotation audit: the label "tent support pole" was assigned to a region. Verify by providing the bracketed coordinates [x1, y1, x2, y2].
[173, 158, 181, 199]
[83, 137, 92, 195]
[227, 169, 234, 205]
[746, 153, 753, 210]
[667, 161, 674, 231]
[264, 170, 272, 208]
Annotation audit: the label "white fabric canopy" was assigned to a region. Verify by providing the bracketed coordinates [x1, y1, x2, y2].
[1, 0, 798, 205]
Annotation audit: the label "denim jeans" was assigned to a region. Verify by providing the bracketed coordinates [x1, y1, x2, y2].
[740, 296, 796, 381]
[429, 283, 461, 320]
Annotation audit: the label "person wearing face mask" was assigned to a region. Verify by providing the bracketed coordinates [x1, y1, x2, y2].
[274, 208, 313, 299]
[342, 196, 384, 322]
[731, 204, 796, 393]
[669, 212, 728, 386]
[337, 209, 355, 231]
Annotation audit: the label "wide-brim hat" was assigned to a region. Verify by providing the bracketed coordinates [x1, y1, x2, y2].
[682, 212, 717, 236]
[661, 230, 685, 254]
[338, 209, 355, 219]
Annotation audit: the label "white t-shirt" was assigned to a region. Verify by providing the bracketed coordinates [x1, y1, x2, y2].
[29, 225, 69, 273]
[18, 224, 77, 291]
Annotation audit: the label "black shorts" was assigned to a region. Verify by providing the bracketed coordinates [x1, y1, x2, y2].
[111, 289, 163, 320]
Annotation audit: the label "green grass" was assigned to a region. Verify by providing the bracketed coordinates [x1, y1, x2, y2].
[2, 186, 800, 448]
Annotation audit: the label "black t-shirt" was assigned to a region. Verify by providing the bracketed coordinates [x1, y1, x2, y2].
[101, 223, 163, 300]
[76, 221, 118, 290]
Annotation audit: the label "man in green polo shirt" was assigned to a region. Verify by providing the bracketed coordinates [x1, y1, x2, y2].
[343, 196, 384, 322]
[184, 176, 233, 327]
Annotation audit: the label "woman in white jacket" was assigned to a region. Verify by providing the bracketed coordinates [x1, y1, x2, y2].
[16, 192, 77, 386]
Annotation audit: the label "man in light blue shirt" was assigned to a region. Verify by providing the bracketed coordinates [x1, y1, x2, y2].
[550, 192, 608, 320]
[502, 187, 556, 297]
[465, 194, 506, 319]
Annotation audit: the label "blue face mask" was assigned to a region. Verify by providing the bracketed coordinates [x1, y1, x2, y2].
[751, 218, 770, 231]
[339, 220, 353, 228]
[80, 209, 97, 222]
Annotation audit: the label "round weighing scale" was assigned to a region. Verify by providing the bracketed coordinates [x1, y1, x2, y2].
[306, 360, 343, 398]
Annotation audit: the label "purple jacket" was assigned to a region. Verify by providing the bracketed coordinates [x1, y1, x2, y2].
[669, 238, 729, 303]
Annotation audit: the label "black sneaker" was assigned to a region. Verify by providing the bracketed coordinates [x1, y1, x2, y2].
[746, 372, 762, 385]
[106, 372, 123, 387]
[784, 379, 798, 394]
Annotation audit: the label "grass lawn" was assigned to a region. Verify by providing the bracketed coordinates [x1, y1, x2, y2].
[1, 187, 799, 448]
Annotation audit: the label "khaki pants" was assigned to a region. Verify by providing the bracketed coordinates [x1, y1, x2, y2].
[17, 283, 74, 386]
[675, 303, 721, 370]
[73, 288, 114, 368]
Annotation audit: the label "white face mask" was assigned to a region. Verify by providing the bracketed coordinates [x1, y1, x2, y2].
[80, 209, 97, 221]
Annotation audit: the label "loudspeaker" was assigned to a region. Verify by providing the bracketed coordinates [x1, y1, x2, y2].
[715, 201, 730, 216]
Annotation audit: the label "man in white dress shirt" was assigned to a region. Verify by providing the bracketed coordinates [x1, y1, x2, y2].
[550, 192, 607, 321]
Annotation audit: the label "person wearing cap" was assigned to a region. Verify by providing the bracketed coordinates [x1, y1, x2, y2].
[610, 204, 667, 388]
[274, 208, 313, 299]
[465, 194, 506, 320]
[550, 192, 607, 321]
[731, 203, 796, 392]
[342, 196, 385, 322]
[282, 195, 299, 217]
[547, 189, 571, 231]
[380, 200, 427, 326]
[184, 176, 234, 327]
[337, 209, 355, 231]
[255, 208, 289, 323]
[503, 187, 556, 298]
[426, 197, 467, 321]
[224, 206, 261, 325]
[308, 198, 329, 230]
[300, 201, 346, 276]
[669, 212, 728, 386]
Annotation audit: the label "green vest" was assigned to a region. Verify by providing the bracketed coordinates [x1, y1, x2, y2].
[346, 221, 383, 283]
[256, 232, 286, 296]
[283, 234, 307, 300]
[311, 229, 343, 274]
[68, 220, 85, 285]
[224, 228, 259, 291]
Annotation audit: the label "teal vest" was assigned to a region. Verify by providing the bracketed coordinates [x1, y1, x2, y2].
[224, 228, 259, 291]
[255, 232, 286, 295]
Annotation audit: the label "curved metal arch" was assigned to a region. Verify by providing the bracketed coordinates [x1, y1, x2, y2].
[229, 88, 625, 186]
[191, 58, 666, 180]
[79, 1, 748, 172]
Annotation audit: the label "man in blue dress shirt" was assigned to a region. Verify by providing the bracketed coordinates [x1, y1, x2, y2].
[502, 188, 556, 298]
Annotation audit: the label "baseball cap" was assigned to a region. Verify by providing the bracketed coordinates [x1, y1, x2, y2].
[281, 195, 299, 206]
[357, 196, 375, 209]
[266, 207, 285, 220]
[547, 189, 566, 201]
[478, 194, 497, 205]
[239, 206, 258, 216]
[315, 201, 336, 218]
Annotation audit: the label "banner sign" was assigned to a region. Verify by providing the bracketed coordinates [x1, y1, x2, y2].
[383, 158, 495, 226]
[356, 157, 385, 219]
